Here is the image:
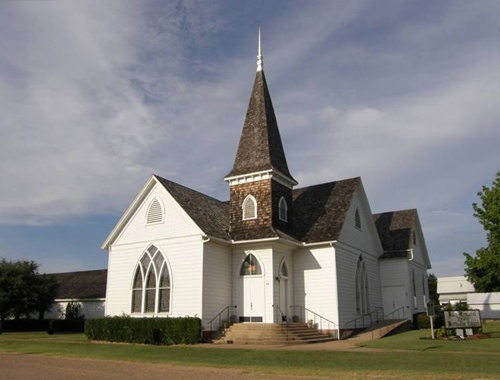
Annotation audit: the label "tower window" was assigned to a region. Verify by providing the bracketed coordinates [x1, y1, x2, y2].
[278, 197, 288, 222]
[147, 198, 163, 224]
[242, 195, 257, 220]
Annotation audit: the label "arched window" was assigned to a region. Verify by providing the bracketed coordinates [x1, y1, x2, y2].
[280, 261, 288, 278]
[355, 257, 369, 314]
[131, 245, 171, 314]
[278, 197, 288, 222]
[412, 270, 417, 307]
[147, 198, 163, 224]
[242, 195, 257, 220]
[355, 207, 361, 229]
[240, 253, 262, 276]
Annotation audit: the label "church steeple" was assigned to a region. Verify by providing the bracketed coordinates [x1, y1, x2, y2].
[225, 30, 297, 187]
[225, 31, 296, 241]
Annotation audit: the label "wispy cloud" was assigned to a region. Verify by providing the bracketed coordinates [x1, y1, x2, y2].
[0, 1, 498, 274]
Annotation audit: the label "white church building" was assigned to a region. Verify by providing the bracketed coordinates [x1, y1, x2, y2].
[101, 36, 431, 335]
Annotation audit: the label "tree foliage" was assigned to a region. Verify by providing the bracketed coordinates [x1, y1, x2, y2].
[464, 172, 500, 292]
[0, 258, 59, 322]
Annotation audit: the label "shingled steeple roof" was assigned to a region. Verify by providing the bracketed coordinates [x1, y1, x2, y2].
[225, 32, 296, 185]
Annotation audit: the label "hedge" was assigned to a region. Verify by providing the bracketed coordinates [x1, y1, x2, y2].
[1, 319, 49, 332]
[84, 316, 202, 345]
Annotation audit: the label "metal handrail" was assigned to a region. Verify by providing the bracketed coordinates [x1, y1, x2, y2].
[272, 304, 289, 340]
[344, 307, 384, 332]
[383, 306, 407, 321]
[208, 305, 236, 340]
[289, 305, 338, 339]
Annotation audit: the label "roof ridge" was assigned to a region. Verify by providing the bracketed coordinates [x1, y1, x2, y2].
[154, 175, 225, 204]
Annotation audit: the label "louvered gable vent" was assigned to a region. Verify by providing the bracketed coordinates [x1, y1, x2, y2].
[147, 198, 163, 224]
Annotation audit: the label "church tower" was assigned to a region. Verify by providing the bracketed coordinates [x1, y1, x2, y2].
[225, 30, 298, 241]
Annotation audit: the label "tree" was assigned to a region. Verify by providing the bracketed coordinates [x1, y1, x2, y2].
[427, 273, 439, 305]
[464, 172, 500, 292]
[0, 259, 59, 326]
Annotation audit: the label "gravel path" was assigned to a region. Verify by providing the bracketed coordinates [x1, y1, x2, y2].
[0, 353, 325, 380]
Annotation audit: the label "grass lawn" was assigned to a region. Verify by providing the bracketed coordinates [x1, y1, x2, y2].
[1, 321, 500, 379]
[360, 320, 500, 353]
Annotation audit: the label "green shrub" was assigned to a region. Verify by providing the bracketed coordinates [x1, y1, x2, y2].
[51, 319, 85, 333]
[416, 313, 430, 329]
[2, 319, 49, 332]
[84, 316, 201, 345]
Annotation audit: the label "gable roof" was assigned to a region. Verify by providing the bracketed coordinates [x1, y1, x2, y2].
[293, 177, 360, 243]
[52, 269, 107, 300]
[373, 209, 416, 256]
[226, 70, 296, 184]
[155, 175, 229, 241]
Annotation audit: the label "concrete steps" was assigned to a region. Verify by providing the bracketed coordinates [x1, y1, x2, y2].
[214, 323, 337, 345]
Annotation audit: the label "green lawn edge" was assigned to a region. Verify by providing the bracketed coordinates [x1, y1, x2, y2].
[1, 322, 500, 380]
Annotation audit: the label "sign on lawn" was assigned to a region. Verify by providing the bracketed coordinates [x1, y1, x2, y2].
[444, 310, 482, 329]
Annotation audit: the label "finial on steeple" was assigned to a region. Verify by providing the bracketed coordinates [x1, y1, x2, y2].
[257, 27, 263, 72]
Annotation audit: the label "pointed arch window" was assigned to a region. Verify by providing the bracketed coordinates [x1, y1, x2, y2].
[279, 261, 288, 278]
[147, 198, 163, 224]
[131, 245, 171, 314]
[355, 207, 362, 230]
[412, 270, 417, 308]
[240, 253, 262, 276]
[278, 197, 288, 222]
[355, 256, 370, 314]
[242, 195, 257, 220]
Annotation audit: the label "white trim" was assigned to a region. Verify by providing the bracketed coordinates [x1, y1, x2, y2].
[225, 168, 297, 188]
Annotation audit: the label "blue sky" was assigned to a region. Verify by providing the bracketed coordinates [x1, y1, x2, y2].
[0, 1, 498, 277]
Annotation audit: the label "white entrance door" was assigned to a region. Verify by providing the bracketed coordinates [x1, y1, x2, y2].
[278, 260, 289, 322]
[240, 276, 265, 322]
[383, 286, 409, 320]
[279, 278, 288, 322]
[239, 253, 265, 322]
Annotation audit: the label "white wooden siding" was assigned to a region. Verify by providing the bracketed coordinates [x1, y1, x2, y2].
[201, 241, 232, 328]
[113, 183, 202, 247]
[380, 259, 412, 319]
[106, 236, 204, 318]
[293, 246, 338, 325]
[335, 242, 383, 327]
[338, 190, 383, 260]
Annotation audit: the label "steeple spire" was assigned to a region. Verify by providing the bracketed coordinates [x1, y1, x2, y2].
[225, 29, 297, 187]
[257, 27, 263, 72]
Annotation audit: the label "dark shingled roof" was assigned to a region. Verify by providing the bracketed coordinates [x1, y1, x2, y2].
[373, 209, 417, 258]
[52, 269, 107, 300]
[293, 178, 360, 243]
[226, 70, 295, 182]
[155, 175, 230, 241]
[154, 175, 360, 244]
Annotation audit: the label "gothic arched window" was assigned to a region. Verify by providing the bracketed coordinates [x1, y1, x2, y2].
[132, 245, 171, 314]
[240, 253, 262, 276]
[355, 256, 370, 314]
